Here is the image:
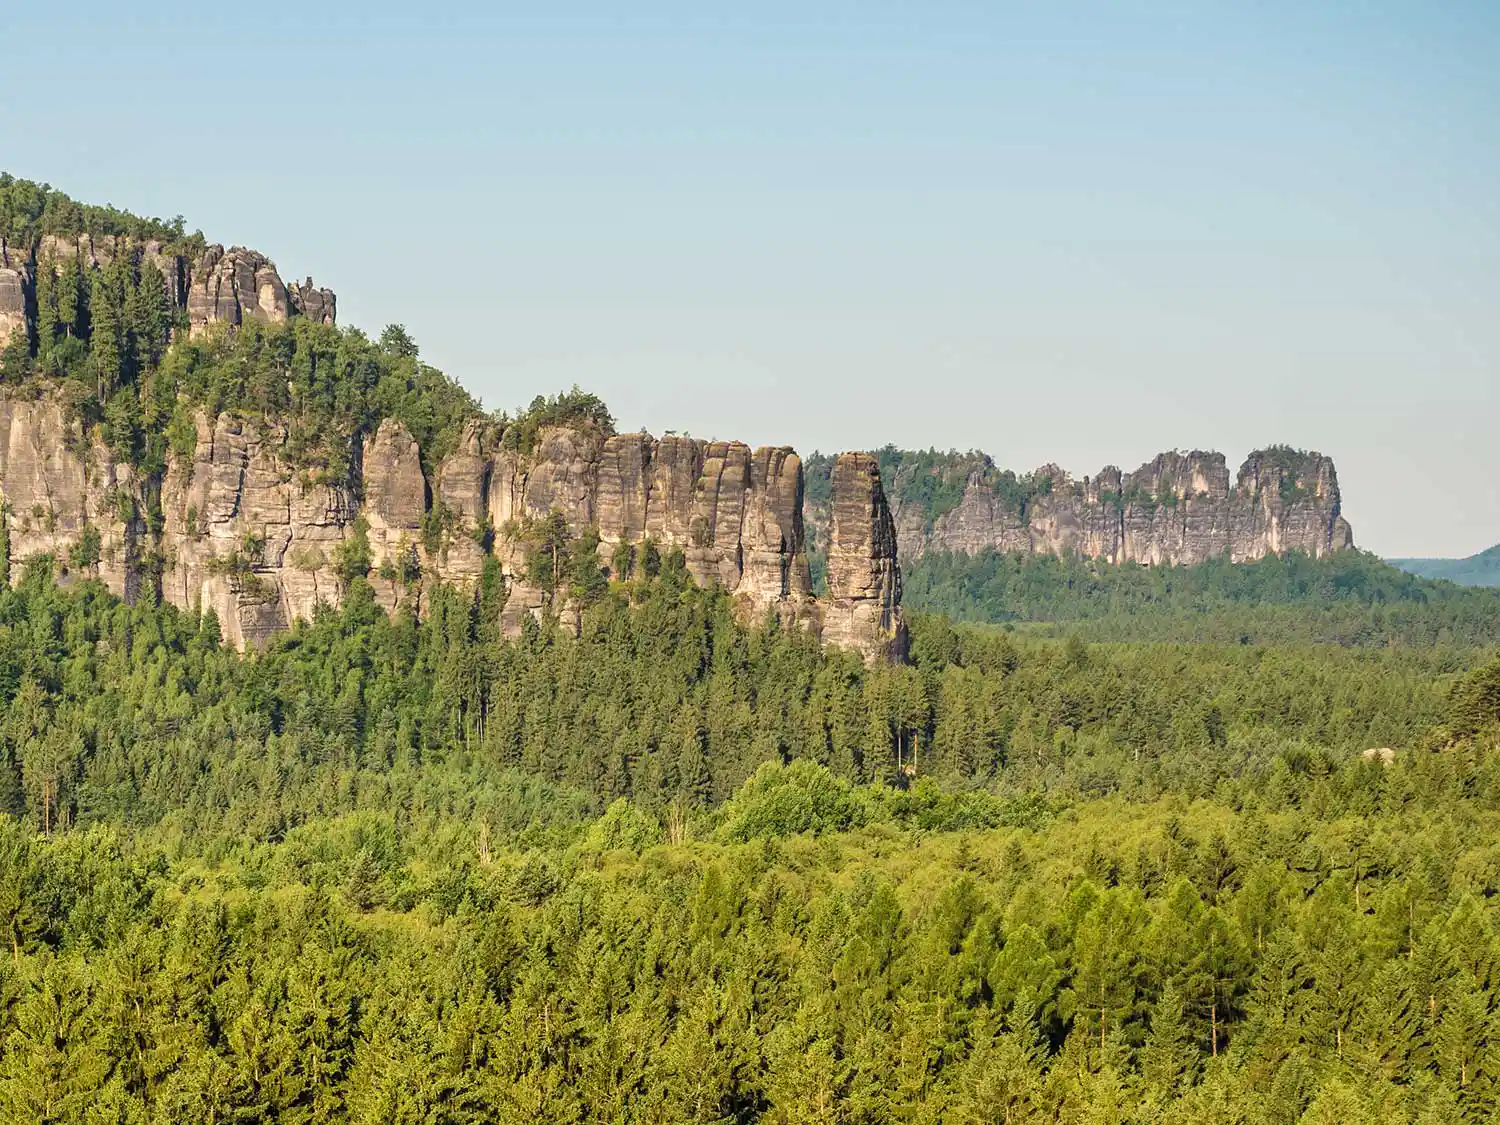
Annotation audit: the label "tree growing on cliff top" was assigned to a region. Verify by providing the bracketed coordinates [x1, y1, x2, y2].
[501, 386, 615, 456]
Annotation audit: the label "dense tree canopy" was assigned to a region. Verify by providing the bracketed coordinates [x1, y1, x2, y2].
[903, 549, 1500, 647]
[0, 173, 197, 250]
[0, 557, 1496, 1121]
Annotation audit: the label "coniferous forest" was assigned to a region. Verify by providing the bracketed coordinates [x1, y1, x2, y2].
[3, 178, 1500, 1122]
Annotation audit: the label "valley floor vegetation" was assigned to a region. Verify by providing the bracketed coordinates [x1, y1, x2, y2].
[901, 548, 1500, 647]
[0, 552, 1499, 1123]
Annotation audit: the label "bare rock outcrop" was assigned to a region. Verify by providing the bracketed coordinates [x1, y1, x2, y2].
[160, 412, 356, 648]
[0, 228, 335, 354]
[487, 426, 814, 622]
[187, 246, 292, 334]
[0, 206, 911, 659]
[819, 453, 908, 663]
[820, 446, 1354, 568]
[0, 240, 29, 344]
[0, 394, 906, 661]
[0, 398, 125, 580]
[288, 278, 336, 326]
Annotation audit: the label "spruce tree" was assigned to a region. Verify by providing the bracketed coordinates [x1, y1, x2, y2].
[89, 270, 122, 398]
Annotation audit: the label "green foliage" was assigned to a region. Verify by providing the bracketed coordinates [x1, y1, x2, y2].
[64, 525, 100, 571]
[874, 446, 990, 524]
[1393, 543, 1500, 589]
[1, 172, 1498, 1125]
[1451, 656, 1500, 737]
[521, 510, 572, 590]
[807, 447, 1038, 529]
[716, 759, 868, 841]
[6, 249, 484, 479]
[904, 548, 1500, 646]
[333, 517, 373, 586]
[0, 172, 197, 249]
[0, 553, 1490, 1119]
[499, 385, 614, 456]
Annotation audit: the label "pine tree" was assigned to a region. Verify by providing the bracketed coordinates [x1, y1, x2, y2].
[33, 263, 57, 358]
[56, 255, 83, 338]
[89, 269, 122, 397]
[1142, 982, 1199, 1097]
[127, 257, 170, 371]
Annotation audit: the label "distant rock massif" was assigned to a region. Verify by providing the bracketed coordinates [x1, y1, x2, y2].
[808, 447, 1354, 569]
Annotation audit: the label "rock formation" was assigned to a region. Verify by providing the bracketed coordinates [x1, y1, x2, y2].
[810, 447, 1353, 567]
[0, 240, 29, 344]
[0, 394, 905, 662]
[819, 453, 907, 663]
[0, 210, 906, 660]
[0, 226, 335, 347]
[486, 429, 818, 639]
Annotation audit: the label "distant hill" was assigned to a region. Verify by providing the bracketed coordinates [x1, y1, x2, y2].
[1390, 544, 1500, 587]
[900, 548, 1500, 646]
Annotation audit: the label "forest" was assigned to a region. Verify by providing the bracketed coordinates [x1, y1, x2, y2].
[901, 548, 1500, 648]
[1393, 545, 1500, 590]
[3, 174, 1500, 1121]
[1, 550, 1499, 1122]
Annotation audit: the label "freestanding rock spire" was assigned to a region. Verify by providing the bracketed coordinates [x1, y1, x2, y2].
[820, 452, 908, 664]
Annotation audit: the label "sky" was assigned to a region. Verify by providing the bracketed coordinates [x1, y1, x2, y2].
[3, 2, 1496, 557]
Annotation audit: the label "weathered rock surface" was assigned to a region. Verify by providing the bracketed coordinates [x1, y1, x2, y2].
[0, 240, 29, 344]
[159, 412, 355, 648]
[488, 427, 814, 616]
[0, 222, 910, 657]
[0, 228, 336, 350]
[288, 278, 336, 326]
[0, 397, 905, 661]
[187, 246, 292, 334]
[819, 453, 907, 662]
[0, 397, 141, 597]
[814, 447, 1353, 567]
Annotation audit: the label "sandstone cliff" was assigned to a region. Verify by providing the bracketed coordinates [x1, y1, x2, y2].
[0, 394, 905, 662]
[0, 227, 335, 347]
[0, 194, 906, 661]
[818, 452, 908, 663]
[808, 446, 1353, 568]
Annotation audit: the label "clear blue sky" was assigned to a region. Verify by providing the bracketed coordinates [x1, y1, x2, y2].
[4, 2, 1496, 556]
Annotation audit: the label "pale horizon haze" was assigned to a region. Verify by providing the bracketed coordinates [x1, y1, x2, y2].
[4, 2, 1496, 557]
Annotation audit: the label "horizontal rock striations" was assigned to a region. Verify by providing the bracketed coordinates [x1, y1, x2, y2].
[811, 447, 1353, 567]
[0, 396, 905, 662]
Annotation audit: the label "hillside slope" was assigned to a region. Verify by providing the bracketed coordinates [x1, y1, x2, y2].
[1391, 543, 1500, 587]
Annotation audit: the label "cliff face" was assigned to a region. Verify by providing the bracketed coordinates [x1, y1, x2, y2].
[819, 453, 907, 663]
[0, 240, 28, 344]
[813, 447, 1353, 567]
[185, 245, 336, 334]
[0, 396, 905, 662]
[0, 230, 335, 346]
[0, 209, 905, 660]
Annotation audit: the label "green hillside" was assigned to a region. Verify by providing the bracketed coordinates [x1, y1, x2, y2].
[1391, 543, 1500, 588]
[902, 548, 1500, 646]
